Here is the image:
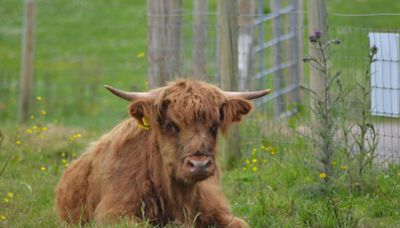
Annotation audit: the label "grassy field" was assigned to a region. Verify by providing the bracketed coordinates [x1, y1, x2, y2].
[2, 0, 400, 227]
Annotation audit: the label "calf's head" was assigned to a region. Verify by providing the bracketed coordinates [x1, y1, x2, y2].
[105, 80, 270, 185]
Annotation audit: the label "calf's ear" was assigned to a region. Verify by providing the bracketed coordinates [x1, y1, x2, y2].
[129, 100, 153, 129]
[220, 98, 252, 131]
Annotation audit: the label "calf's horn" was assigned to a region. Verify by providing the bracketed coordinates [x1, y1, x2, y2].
[104, 85, 152, 101]
[223, 89, 271, 100]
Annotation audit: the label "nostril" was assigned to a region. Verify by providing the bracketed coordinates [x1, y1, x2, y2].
[187, 160, 195, 169]
[205, 159, 212, 168]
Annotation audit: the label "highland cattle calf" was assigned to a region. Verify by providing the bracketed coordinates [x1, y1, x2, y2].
[55, 80, 270, 227]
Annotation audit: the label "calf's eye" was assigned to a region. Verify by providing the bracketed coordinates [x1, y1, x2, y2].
[210, 124, 218, 136]
[166, 122, 180, 134]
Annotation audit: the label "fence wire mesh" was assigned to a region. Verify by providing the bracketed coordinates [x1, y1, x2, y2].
[1, 1, 400, 163]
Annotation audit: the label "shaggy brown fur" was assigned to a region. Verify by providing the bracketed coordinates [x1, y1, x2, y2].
[55, 80, 256, 227]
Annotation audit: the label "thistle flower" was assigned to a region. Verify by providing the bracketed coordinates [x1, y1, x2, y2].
[309, 30, 322, 43]
[370, 45, 378, 55]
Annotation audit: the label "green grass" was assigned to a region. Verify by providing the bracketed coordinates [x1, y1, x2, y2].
[1, 122, 400, 227]
[2, 0, 400, 227]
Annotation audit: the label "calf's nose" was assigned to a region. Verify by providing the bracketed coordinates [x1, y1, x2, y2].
[186, 158, 213, 174]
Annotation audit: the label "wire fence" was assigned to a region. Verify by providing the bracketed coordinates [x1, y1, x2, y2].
[1, 1, 400, 163]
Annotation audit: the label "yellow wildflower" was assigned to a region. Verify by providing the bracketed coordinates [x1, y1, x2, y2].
[36, 96, 42, 101]
[6, 192, 14, 198]
[340, 165, 348, 171]
[332, 161, 337, 167]
[75, 133, 82, 138]
[25, 129, 32, 134]
[42, 127, 48, 132]
[64, 163, 69, 168]
[0, 215, 6, 221]
[30, 115, 35, 120]
[242, 167, 247, 171]
[252, 159, 257, 164]
[61, 152, 66, 157]
[319, 172, 327, 179]
[270, 149, 276, 155]
[4, 198, 9, 203]
[16, 140, 21, 145]
[137, 52, 145, 58]
[245, 159, 250, 165]
[40, 166, 47, 172]
[41, 110, 46, 115]
[252, 167, 257, 172]
[62, 159, 67, 164]
[33, 125, 38, 130]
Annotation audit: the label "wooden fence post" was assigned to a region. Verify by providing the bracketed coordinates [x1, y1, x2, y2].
[237, 0, 255, 91]
[294, 0, 304, 103]
[308, 0, 328, 120]
[270, 0, 285, 118]
[217, 0, 240, 168]
[192, 0, 208, 78]
[147, 0, 183, 89]
[18, 0, 36, 123]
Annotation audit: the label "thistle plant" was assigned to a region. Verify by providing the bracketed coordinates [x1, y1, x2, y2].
[303, 30, 343, 186]
[342, 45, 379, 193]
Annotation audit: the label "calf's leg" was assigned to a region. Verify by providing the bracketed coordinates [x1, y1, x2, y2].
[55, 154, 93, 224]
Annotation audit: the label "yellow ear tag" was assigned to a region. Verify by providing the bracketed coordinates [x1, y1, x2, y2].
[138, 116, 150, 130]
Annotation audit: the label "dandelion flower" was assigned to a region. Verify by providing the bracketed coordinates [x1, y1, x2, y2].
[252, 159, 257, 164]
[41, 127, 48, 132]
[270, 149, 276, 155]
[0, 215, 6, 221]
[245, 159, 250, 165]
[137, 52, 145, 58]
[340, 165, 348, 171]
[41, 110, 46, 116]
[62, 159, 67, 164]
[252, 167, 257, 172]
[6, 192, 14, 198]
[15, 140, 21, 145]
[4, 198, 9, 203]
[40, 166, 47, 172]
[25, 129, 32, 134]
[319, 172, 327, 179]
[36, 96, 42, 101]
[75, 133, 82, 138]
